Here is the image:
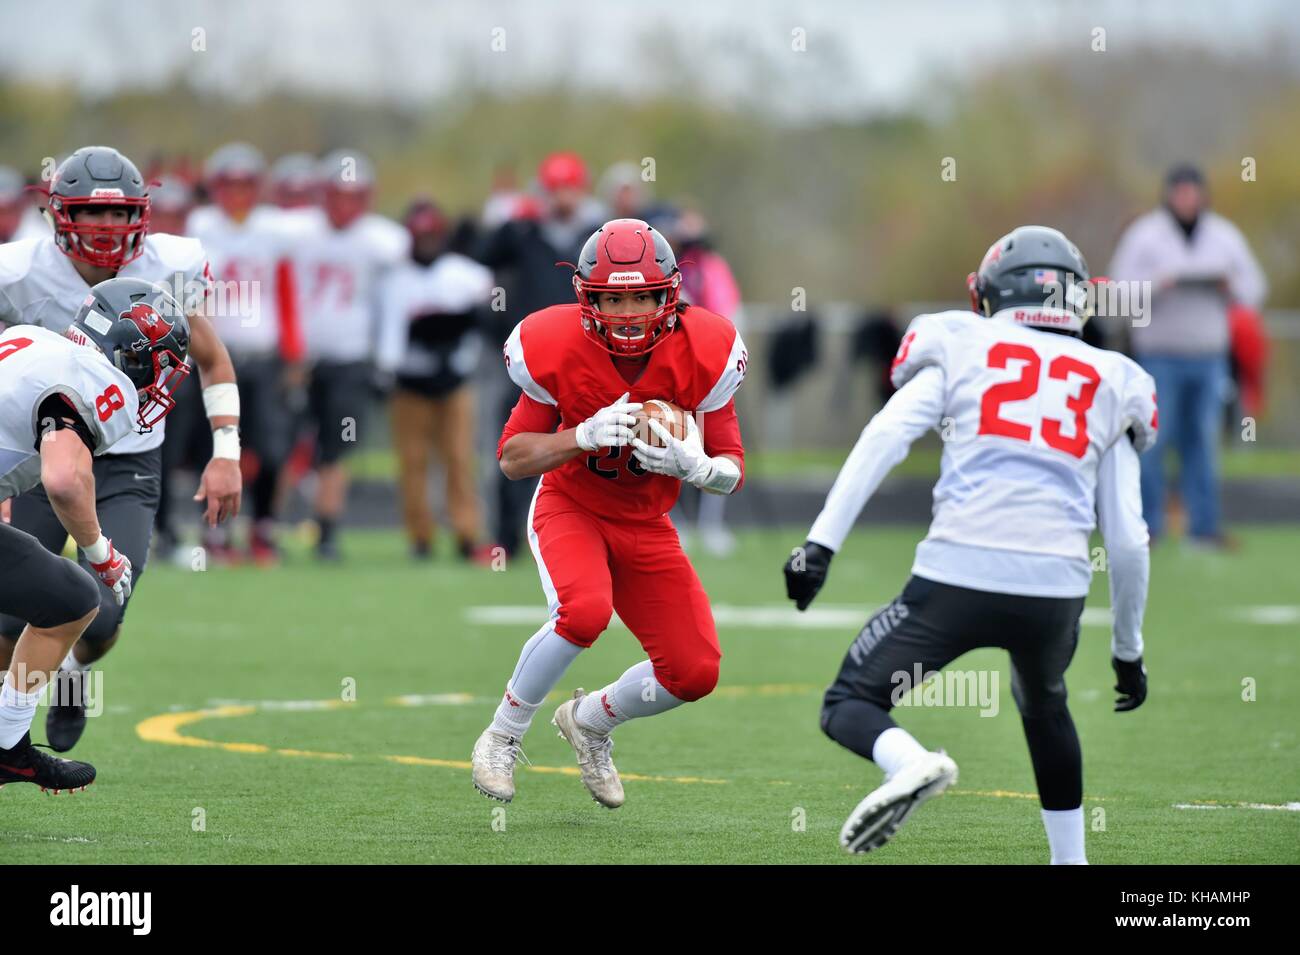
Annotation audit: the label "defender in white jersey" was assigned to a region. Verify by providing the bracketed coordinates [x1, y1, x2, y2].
[0, 147, 243, 753]
[0, 283, 190, 792]
[784, 226, 1157, 862]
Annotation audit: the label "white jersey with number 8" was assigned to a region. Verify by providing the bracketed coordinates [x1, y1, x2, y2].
[0, 325, 138, 501]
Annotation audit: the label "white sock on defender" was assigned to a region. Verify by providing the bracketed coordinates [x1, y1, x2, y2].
[0, 677, 42, 749]
[575, 660, 684, 735]
[871, 726, 929, 777]
[1042, 807, 1088, 865]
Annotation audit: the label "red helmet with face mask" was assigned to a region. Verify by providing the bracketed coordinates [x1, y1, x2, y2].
[573, 218, 682, 356]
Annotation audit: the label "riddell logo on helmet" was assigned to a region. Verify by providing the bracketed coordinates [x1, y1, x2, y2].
[120, 302, 175, 346]
[90, 188, 126, 198]
[607, 271, 646, 284]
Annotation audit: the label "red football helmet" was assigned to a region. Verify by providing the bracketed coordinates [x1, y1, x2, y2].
[47, 147, 151, 270]
[574, 218, 682, 356]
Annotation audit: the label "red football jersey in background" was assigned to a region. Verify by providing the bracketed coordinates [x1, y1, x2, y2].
[499, 303, 747, 520]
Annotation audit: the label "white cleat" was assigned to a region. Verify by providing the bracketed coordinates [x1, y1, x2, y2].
[552, 689, 625, 809]
[839, 750, 958, 854]
[471, 728, 524, 803]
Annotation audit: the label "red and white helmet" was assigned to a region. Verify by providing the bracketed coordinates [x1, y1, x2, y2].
[573, 218, 682, 356]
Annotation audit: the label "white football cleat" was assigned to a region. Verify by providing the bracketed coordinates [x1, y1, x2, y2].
[471, 728, 524, 803]
[552, 689, 625, 809]
[839, 750, 958, 854]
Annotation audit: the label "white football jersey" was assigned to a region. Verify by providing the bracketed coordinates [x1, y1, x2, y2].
[0, 325, 138, 500]
[0, 233, 212, 455]
[890, 310, 1157, 565]
[185, 204, 310, 355]
[290, 213, 409, 364]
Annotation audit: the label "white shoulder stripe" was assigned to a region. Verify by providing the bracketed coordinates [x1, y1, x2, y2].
[504, 321, 557, 406]
[697, 330, 747, 413]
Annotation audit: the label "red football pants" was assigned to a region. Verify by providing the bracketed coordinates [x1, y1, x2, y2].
[526, 483, 721, 702]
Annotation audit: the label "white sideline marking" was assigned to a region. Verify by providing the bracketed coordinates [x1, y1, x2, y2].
[466, 604, 1114, 629]
[1229, 605, 1300, 625]
[1174, 802, 1300, 812]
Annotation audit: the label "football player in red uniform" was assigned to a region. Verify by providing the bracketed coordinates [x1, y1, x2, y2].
[471, 218, 748, 808]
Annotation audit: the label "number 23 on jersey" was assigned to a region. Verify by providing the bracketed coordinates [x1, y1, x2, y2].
[978, 341, 1100, 459]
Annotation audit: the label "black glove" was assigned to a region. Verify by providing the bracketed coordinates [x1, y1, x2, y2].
[1112, 656, 1147, 712]
[783, 541, 834, 611]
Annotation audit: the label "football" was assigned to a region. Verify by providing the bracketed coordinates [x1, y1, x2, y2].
[634, 398, 692, 447]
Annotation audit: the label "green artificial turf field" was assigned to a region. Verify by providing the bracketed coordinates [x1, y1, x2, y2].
[3, 526, 1296, 864]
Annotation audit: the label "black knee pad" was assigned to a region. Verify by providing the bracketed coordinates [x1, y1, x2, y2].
[78, 586, 124, 645]
[25, 559, 100, 629]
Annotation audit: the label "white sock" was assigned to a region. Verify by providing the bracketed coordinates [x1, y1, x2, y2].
[575, 660, 684, 735]
[60, 650, 91, 673]
[0, 677, 43, 749]
[871, 726, 929, 777]
[1042, 807, 1088, 864]
[489, 685, 542, 740]
[506, 622, 582, 703]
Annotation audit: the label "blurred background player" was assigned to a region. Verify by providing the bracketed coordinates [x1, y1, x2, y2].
[378, 198, 494, 561]
[471, 218, 747, 809]
[0, 147, 242, 752]
[268, 152, 323, 211]
[1107, 163, 1267, 547]
[475, 151, 605, 558]
[185, 142, 305, 563]
[293, 148, 408, 560]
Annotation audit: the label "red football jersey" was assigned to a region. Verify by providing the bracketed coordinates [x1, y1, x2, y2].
[499, 303, 748, 520]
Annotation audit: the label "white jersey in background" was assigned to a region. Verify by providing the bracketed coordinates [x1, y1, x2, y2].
[0, 233, 213, 456]
[185, 204, 312, 356]
[808, 309, 1157, 659]
[0, 325, 137, 500]
[291, 213, 409, 364]
[376, 252, 493, 378]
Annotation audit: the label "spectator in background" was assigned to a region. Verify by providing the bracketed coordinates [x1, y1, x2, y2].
[475, 151, 604, 557]
[670, 206, 744, 556]
[378, 198, 495, 562]
[480, 160, 525, 230]
[1108, 163, 1267, 546]
[185, 143, 307, 563]
[293, 149, 409, 560]
[597, 161, 677, 231]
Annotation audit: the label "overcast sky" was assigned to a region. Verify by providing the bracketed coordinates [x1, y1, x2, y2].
[3, 0, 1297, 119]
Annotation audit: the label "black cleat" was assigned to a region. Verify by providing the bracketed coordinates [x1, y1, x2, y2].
[0, 733, 95, 793]
[45, 669, 89, 753]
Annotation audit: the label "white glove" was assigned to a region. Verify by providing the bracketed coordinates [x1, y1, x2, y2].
[85, 536, 133, 607]
[632, 416, 741, 494]
[574, 392, 643, 452]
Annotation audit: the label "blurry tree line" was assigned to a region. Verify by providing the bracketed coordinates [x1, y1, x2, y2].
[2, 45, 1298, 308]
